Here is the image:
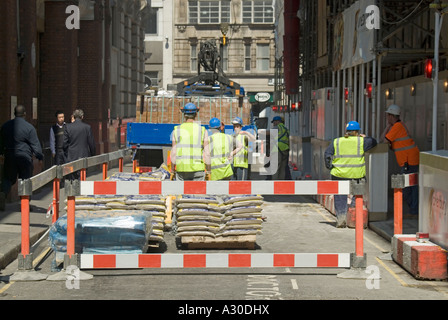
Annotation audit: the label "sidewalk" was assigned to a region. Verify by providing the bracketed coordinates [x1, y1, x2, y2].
[0, 166, 418, 272]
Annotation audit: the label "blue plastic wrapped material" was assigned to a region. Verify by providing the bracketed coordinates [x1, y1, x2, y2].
[49, 210, 152, 254]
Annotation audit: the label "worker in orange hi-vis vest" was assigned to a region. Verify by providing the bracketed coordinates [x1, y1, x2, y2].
[381, 104, 420, 218]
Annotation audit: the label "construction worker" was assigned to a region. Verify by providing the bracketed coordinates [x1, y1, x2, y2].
[231, 117, 256, 180]
[324, 121, 377, 228]
[170, 103, 210, 181]
[381, 104, 419, 218]
[271, 116, 290, 180]
[208, 117, 242, 181]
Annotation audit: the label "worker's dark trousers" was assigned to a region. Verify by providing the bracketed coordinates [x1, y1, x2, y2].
[401, 164, 419, 215]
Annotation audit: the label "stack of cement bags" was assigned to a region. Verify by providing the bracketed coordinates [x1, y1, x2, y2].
[174, 194, 265, 239]
[124, 195, 167, 242]
[174, 195, 225, 238]
[217, 195, 264, 237]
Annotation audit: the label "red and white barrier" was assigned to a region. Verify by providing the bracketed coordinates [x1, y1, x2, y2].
[392, 234, 447, 280]
[80, 253, 351, 269]
[79, 180, 351, 196]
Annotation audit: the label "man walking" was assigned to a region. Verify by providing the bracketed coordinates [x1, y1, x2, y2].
[325, 121, 377, 227]
[381, 104, 420, 218]
[63, 109, 96, 180]
[0, 105, 44, 210]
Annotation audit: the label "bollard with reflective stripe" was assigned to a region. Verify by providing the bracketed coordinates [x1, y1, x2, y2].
[391, 173, 418, 235]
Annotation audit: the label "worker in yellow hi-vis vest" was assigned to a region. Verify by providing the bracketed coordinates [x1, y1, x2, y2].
[271, 116, 290, 180]
[170, 103, 210, 181]
[324, 121, 377, 228]
[231, 117, 255, 180]
[208, 117, 242, 181]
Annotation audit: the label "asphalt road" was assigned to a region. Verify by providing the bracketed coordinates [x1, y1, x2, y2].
[1, 194, 447, 309]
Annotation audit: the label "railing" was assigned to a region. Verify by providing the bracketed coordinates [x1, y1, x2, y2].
[15, 148, 133, 272]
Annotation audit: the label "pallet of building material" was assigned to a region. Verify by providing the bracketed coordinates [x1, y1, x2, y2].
[180, 235, 256, 250]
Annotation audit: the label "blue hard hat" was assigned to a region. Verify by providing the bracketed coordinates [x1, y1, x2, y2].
[232, 117, 243, 125]
[271, 116, 282, 123]
[209, 117, 221, 129]
[346, 121, 361, 131]
[182, 103, 198, 114]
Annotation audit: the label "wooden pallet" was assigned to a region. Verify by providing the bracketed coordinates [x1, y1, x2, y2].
[181, 235, 256, 249]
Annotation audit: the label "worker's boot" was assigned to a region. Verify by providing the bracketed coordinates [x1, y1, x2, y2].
[335, 213, 346, 228]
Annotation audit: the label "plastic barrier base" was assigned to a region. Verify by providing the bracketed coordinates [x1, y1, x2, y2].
[392, 234, 448, 280]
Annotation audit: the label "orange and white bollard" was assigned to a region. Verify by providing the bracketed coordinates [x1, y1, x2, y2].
[391, 173, 418, 235]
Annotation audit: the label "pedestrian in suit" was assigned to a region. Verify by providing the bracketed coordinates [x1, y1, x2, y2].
[0, 105, 44, 210]
[63, 109, 96, 180]
[50, 110, 66, 166]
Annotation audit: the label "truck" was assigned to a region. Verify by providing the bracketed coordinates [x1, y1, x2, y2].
[127, 40, 258, 174]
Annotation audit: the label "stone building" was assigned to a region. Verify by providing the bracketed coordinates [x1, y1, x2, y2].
[171, 0, 276, 114]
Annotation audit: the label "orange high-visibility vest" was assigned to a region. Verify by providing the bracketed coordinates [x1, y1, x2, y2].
[385, 121, 419, 167]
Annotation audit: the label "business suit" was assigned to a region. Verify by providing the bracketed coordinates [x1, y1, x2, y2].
[63, 119, 96, 179]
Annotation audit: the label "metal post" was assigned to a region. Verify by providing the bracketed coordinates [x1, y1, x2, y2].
[432, 10, 444, 151]
[119, 157, 123, 172]
[52, 178, 60, 224]
[391, 174, 405, 235]
[102, 162, 108, 180]
[65, 179, 80, 266]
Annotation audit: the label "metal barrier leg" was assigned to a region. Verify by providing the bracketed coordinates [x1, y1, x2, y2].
[119, 157, 123, 172]
[52, 178, 60, 223]
[80, 168, 86, 181]
[394, 188, 403, 235]
[47, 180, 93, 281]
[10, 180, 48, 281]
[337, 180, 369, 279]
[102, 162, 108, 180]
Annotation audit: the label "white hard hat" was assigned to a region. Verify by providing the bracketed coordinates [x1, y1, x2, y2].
[386, 104, 400, 116]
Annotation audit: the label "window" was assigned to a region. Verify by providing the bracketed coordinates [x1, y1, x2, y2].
[242, 0, 274, 24]
[191, 44, 198, 72]
[189, 1, 231, 24]
[257, 44, 270, 71]
[144, 7, 158, 34]
[244, 43, 251, 71]
[220, 44, 228, 72]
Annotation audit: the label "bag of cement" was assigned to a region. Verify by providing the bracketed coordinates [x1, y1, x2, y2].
[94, 195, 127, 204]
[221, 195, 263, 205]
[107, 172, 141, 181]
[125, 195, 166, 205]
[176, 230, 216, 238]
[105, 201, 130, 209]
[134, 203, 166, 211]
[176, 195, 220, 204]
[74, 195, 97, 204]
[177, 208, 223, 218]
[224, 206, 263, 215]
[177, 220, 220, 228]
[217, 229, 262, 237]
[230, 200, 264, 208]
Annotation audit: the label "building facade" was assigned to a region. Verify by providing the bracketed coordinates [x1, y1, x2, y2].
[170, 0, 276, 115]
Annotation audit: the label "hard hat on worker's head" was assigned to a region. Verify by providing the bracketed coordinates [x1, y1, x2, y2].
[232, 117, 243, 125]
[271, 116, 282, 123]
[346, 121, 361, 131]
[386, 104, 400, 116]
[182, 103, 199, 114]
[209, 117, 221, 129]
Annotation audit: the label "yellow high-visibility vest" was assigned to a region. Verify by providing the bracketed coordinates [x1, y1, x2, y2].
[330, 136, 365, 179]
[209, 132, 233, 180]
[172, 123, 205, 172]
[233, 134, 248, 169]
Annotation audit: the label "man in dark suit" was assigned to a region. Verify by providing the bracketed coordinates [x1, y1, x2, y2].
[0, 105, 44, 210]
[63, 109, 96, 180]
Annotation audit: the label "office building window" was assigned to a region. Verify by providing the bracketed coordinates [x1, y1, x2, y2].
[220, 44, 228, 72]
[257, 43, 270, 71]
[242, 0, 274, 24]
[189, 1, 231, 24]
[191, 44, 198, 72]
[244, 43, 251, 71]
[144, 7, 158, 34]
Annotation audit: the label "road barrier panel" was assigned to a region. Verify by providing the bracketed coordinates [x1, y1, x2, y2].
[48, 179, 369, 281]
